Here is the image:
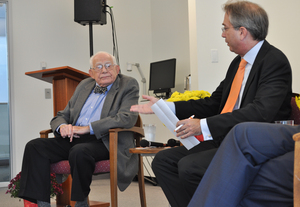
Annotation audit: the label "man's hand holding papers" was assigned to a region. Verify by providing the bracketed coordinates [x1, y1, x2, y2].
[174, 115, 202, 140]
[131, 97, 200, 150]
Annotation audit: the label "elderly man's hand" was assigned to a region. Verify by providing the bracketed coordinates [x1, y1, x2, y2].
[60, 124, 90, 142]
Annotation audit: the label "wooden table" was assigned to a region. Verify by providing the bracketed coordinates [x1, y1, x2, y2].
[129, 147, 170, 155]
[129, 147, 171, 186]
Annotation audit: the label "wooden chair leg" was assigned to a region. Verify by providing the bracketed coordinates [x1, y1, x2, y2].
[138, 155, 147, 207]
[55, 174, 109, 207]
[110, 132, 118, 207]
[110, 174, 118, 207]
[56, 175, 76, 207]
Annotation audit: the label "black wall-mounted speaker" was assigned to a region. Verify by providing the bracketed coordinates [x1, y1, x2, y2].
[74, 0, 107, 26]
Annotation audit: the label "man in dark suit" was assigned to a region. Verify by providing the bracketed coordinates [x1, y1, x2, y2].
[18, 51, 139, 207]
[188, 122, 297, 207]
[130, 1, 292, 206]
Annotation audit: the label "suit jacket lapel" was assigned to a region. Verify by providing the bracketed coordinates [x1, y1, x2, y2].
[241, 40, 270, 102]
[101, 75, 120, 119]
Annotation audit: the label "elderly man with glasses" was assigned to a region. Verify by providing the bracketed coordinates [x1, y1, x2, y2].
[18, 51, 139, 207]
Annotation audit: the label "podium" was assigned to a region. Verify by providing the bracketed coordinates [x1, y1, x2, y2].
[25, 66, 90, 116]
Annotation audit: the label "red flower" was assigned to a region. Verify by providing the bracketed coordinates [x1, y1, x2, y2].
[6, 171, 63, 200]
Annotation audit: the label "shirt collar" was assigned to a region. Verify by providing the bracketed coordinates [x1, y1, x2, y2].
[243, 40, 264, 65]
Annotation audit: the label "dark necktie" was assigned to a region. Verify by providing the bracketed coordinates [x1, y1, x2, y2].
[94, 85, 107, 94]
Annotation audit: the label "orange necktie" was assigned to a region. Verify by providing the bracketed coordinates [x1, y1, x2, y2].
[195, 58, 247, 142]
[221, 58, 247, 114]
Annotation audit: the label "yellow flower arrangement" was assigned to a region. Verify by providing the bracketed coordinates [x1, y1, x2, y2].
[295, 96, 300, 109]
[167, 90, 211, 102]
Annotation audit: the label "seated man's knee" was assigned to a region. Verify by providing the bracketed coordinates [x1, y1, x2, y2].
[178, 157, 204, 183]
[178, 149, 217, 184]
[25, 138, 46, 151]
[152, 149, 179, 175]
[69, 145, 87, 161]
[231, 122, 266, 139]
[152, 150, 167, 173]
[230, 122, 251, 137]
[178, 158, 193, 181]
[225, 122, 258, 145]
[177, 157, 206, 196]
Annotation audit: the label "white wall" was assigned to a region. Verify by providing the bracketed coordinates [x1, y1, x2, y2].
[7, 0, 189, 178]
[8, 0, 153, 176]
[8, 0, 300, 179]
[140, 0, 190, 144]
[191, 0, 300, 93]
[150, 0, 190, 93]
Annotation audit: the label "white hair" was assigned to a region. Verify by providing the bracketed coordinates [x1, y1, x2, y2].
[89, 51, 117, 68]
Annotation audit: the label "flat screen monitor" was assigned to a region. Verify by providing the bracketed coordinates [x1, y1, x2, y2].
[149, 58, 176, 98]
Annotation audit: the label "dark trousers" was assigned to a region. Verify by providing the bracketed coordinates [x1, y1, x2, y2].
[18, 135, 109, 203]
[152, 140, 219, 207]
[188, 122, 296, 207]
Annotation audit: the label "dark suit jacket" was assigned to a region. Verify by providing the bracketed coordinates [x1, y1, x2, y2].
[175, 41, 292, 143]
[50, 74, 140, 191]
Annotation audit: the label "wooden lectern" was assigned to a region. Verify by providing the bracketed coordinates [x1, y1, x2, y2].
[26, 66, 107, 207]
[25, 66, 90, 116]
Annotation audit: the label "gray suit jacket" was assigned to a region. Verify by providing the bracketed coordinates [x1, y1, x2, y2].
[50, 74, 139, 191]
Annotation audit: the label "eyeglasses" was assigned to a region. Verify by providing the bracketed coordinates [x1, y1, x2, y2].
[91, 63, 115, 72]
[221, 26, 230, 32]
[221, 26, 240, 33]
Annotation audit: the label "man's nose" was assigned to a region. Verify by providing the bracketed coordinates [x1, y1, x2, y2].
[221, 31, 226, 38]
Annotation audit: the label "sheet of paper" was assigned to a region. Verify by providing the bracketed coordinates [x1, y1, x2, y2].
[151, 99, 200, 150]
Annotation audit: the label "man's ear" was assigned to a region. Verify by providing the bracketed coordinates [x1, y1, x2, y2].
[116, 65, 120, 74]
[239, 27, 248, 40]
[89, 69, 94, 78]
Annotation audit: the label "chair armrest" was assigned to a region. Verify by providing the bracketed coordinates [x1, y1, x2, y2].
[109, 126, 144, 147]
[40, 129, 53, 138]
[109, 126, 144, 137]
[294, 132, 300, 142]
[40, 126, 144, 139]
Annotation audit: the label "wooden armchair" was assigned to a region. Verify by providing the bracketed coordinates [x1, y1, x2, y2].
[40, 115, 146, 207]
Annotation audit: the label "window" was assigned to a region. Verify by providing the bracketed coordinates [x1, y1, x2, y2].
[0, 1, 11, 185]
